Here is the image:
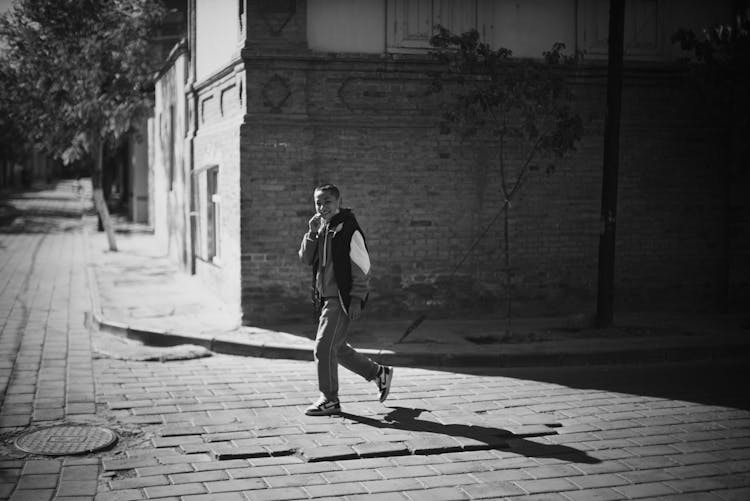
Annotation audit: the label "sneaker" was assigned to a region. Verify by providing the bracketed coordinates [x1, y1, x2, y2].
[375, 365, 393, 403]
[305, 397, 341, 416]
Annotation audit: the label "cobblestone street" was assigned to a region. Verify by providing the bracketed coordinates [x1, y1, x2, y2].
[1, 182, 749, 500]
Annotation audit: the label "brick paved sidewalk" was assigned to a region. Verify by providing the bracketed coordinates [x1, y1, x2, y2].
[1, 181, 100, 500]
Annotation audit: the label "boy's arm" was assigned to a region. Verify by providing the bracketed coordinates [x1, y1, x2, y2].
[349, 230, 370, 303]
[298, 231, 318, 265]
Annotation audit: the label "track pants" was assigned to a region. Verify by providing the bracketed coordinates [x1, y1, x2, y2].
[315, 298, 379, 401]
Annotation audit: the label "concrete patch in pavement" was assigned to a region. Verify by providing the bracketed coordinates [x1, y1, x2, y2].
[92, 331, 212, 362]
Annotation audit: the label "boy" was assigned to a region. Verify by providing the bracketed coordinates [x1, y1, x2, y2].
[298, 183, 393, 416]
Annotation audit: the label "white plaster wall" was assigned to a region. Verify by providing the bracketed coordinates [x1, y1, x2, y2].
[304, 0, 736, 61]
[307, 0, 386, 53]
[196, 0, 240, 82]
[130, 118, 149, 224]
[484, 0, 576, 58]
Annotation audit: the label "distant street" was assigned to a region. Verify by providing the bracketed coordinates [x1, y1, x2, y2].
[1, 182, 749, 500]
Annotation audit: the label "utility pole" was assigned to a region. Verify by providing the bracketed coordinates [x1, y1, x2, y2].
[596, 0, 626, 328]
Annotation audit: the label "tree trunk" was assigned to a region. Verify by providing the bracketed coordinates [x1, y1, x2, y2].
[595, 0, 625, 328]
[91, 135, 118, 251]
[503, 204, 512, 336]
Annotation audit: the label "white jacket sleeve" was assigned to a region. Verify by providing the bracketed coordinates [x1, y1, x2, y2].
[349, 230, 370, 301]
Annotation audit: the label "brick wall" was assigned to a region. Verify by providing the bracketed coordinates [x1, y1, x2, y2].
[237, 56, 748, 324]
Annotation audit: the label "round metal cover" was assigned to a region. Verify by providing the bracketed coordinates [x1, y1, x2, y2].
[14, 425, 118, 456]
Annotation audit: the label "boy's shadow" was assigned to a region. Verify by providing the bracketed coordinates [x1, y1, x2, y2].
[340, 407, 600, 464]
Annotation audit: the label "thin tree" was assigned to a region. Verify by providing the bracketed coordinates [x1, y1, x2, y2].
[672, 14, 750, 312]
[0, 0, 165, 250]
[427, 27, 583, 335]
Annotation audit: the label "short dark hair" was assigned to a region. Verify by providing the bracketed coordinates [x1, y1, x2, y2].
[314, 183, 340, 199]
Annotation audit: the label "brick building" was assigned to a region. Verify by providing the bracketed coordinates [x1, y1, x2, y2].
[151, 0, 749, 327]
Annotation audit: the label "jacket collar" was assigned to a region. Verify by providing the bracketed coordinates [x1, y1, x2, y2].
[328, 208, 353, 228]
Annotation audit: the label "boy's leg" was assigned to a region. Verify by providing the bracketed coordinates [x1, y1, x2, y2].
[314, 299, 348, 401]
[338, 342, 393, 402]
[337, 343, 379, 382]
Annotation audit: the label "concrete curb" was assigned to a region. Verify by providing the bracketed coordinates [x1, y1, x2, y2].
[82, 227, 750, 368]
[84, 307, 750, 368]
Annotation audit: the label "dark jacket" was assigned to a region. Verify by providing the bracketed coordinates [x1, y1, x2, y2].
[298, 209, 370, 316]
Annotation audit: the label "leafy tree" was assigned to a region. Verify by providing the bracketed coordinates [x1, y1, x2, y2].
[0, 0, 166, 249]
[428, 27, 583, 332]
[0, 56, 31, 186]
[672, 16, 749, 311]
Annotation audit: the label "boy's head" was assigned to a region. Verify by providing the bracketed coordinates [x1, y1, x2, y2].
[313, 183, 341, 221]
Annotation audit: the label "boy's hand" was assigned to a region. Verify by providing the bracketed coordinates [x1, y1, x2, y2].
[348, 302, 362, 321]
[308, 214, 323, 234]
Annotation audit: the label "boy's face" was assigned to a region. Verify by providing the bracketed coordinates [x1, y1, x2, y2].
[314, 189, 341, 222]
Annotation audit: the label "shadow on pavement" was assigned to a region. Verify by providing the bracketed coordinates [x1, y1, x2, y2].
[436, 360, 750, 411]
[341, 407, 601, 464]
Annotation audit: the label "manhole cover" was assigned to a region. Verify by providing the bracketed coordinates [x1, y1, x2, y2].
[14, 425, 118, 456]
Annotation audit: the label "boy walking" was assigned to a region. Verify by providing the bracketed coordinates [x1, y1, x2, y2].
[299, 183, 393, 416]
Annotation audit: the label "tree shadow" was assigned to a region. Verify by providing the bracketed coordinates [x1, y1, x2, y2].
[340, 406, 601, 464]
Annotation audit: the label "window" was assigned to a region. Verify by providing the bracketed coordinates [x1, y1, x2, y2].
[192, 165, 221, 264]
[168, 104, 175, 191]
[578, 0, 663, 59]
[388, 0, 478, 50]
[206, 166, 220, 262]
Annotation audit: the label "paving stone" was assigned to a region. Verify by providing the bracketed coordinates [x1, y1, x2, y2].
[560, 487, 625, 501]
[417, 473, 479, 488]
[403, 486, 470, 501]
[348, 493, 409, 501]
[63, 458, 100, 467]
[515, 477, 581, 494]
[152, 435, 205, 448]
[0, 483, 14, 497]
[283, 462, 342, 475]
[181, 493, 246, 501]
[405, 437, 464, 455]
[157, 426, 205, 436]
[61, 465, 99, 481]
[192, 460, 251, 472]
[9, 489, 55, 501]
[0, 415, 31, 427]
[361, 477, 425, 493]
[21, 460, 62, 475]
[375, 465, 436, 479]
[265, 473, 327, 488]
[170, 470, 229, 484]
[180, 442, 216, 454]
[102, 458, 159, 471]
[305, 481, 369, 497]
[158, 454, 212, 465]
[245, 486, 311, 501]
[322, 468, 382, 483]
[56, 480, 98, 496]
[204, 478, 266, 493]
[461, 480, 526, 499]
[16, 474, 59, 489]
[109, 475, 169, 490]
[613, 481, 678, 498]
[303, 445, 359, 462]
[143, 482, 207, 498]
[352, 441, 410, 458]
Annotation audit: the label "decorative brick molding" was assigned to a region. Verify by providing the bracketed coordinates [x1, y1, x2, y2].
[257, 0, 296, 36]
[261, 74, 292, 112]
